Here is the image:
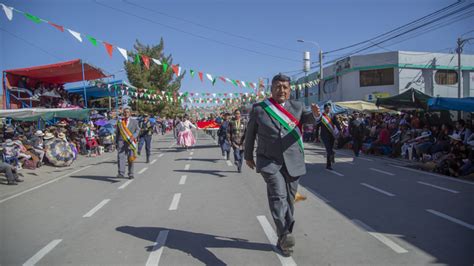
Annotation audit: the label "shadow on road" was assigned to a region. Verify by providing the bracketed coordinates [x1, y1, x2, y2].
[69, 175, 121, 183]
[116, 226, 272, 265]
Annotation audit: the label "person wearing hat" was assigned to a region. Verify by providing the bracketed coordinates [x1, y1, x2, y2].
[0, 161, 24, 185]
[2, 139, 20, 168]
[316, 102, 341, 170]
[138, 114, 153, 163]
[32, 130, 46, 165]
[116, 106, 140, 179]
[244, 73, 320, 257]
[435, 133, 469, 176]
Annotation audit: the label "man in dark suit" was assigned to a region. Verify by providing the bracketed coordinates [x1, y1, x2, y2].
[138, 114, 153, 163]
[349, 112, 365, 157]
[317, 103, 341, 170]
[227, 109, 247, 173]
[116, 106, 140, 179]
[244, 73, 320, 257]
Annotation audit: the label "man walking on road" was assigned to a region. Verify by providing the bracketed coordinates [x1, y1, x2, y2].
[116, 106, 140, 179]
[349, 112, 365, 157]
[318, 103, 340, 170]
[244, 73, 320, 257]
[227, 109, 247, 173]
[138, 114, 153, 163]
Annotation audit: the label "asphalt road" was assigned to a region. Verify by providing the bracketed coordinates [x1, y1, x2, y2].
[1, 131, 473, 265]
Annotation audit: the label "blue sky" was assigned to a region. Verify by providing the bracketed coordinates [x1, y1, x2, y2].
[0, 0, 472, 94]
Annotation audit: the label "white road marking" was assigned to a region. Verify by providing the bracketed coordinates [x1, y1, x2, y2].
[426, 209, 474, 230]
[325, 169, 344, 176]
[150, 159, 157, 165]
[188, 157, 193, 161]
[357, 157, 374, 162]
[179, 175, 187, 185]
[145, 230, 169, 266]
[390, 164, 474, 185]
[139, 167, 149, 174]
[0, 165, 92, 204]
[83, 199, 111, 218]
[352, 220, 408, 253]
[190, 152, 194, 156]
[257, 215, 297, 266]
[169, 193, 181, 211]
[417, 181, 459, 194]
[370, 168, 395, 176]
[361, 183, 395, 197]
[158, 154, 164, 158]
[226, 160, 233, 167]
[184, 164, 190, 170]
[23, 239, 63, 266]
[302, 187, 330, 203]
[118, 180, 133, 190]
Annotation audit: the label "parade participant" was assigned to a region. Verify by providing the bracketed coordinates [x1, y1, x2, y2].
[116, 106, 140, 179]
[349, 112, 365, 157]
[227, 109, 247, 173]
[138, 114, 153, 163]
[177, 114, 196, 150]
[318, 103, 341, 170]
[244, 73, 319, 257]
[218, 113, 231, 160]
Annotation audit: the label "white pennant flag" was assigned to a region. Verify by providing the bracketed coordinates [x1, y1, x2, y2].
[67, 29, 82, 42]
[241, 81, 247, 87]
[117, 47, 128, 61]
[1, 4, 13, 21]
[152, 58, 162, 65]
[206, 73, 213, 82]
[225, 77, 232, 83]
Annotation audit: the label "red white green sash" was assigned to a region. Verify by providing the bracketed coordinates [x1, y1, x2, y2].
[117, 120, 137, 162]
[321, 113, 337, 137]
[259, 98, 304, 152]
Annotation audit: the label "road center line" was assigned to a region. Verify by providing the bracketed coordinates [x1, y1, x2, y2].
[426, 209, 474, 230]
[188, 157, 193, 161]
[357, 157, 374, 162]
[257, 215, 297, 266]
[118, 180, 133, 190]
[179, 175, 187, 185]
[0, 165, 92, 204]
[150, 159, 157, 165]
[190, 152, 194, 155]
[370, 168, 395, 176]
[158, 154, 164, 158]
[325, 169, 344, 176]
[352, 220, 408, 253]
[184, 164, 190, 170]
[226, 160, 233, 167]
[23, 239, 63, 266]
[145, 230, 169, 266]
[169, 193, 181, 211]
[390, 164, 474, 185]
[83, 199, 111, 218]
[417, 181, 459, 193]
[361, 183, 395, 197]
[138, 167, 149, 174]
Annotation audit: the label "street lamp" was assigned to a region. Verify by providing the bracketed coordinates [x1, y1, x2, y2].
[298, 39, 323, 101]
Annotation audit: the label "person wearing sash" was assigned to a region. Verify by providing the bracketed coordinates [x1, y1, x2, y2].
[116, 106, 140, 179]
[244, 73, 320, 257]
[318, 103, 341, 170]
[227, 109, 247, 173]
[138, 114, 153, 163]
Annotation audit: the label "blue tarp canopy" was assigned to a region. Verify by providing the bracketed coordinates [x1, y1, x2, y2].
[428, 97, 474, 112]
[66, 80, 135, 99]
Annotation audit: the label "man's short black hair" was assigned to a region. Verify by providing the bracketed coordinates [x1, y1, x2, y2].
[324, 103, 332, 109]
[272, 73, 291, 84]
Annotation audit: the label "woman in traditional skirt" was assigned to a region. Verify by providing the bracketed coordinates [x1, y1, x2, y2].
[177, 115, 197, 149]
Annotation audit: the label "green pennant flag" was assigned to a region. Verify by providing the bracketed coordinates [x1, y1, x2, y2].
[134, 54, 140, 65]
[163, 63, 168, 72]
[231, 80, 239, 87]
[24, 13, 42, 24]
[212, 78, 217, 86]
[87, 36, 97, 46]
[190, 70, 195, 77]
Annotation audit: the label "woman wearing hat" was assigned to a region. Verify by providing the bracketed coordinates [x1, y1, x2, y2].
[32, 130, 46, 166]
[2, 139, 20, 169]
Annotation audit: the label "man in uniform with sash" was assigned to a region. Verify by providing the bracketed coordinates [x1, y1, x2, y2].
[116, 106, 140, 179]
[244, 73, 320, 257]
[318, 103, 341, 170]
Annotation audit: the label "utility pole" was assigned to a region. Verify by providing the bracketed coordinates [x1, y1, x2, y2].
[319, 49, 324, 102]
[456, 36, 474, 99]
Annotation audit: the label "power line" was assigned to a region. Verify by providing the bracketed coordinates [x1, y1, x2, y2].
[122, 0, 300, 54]
[323, 0, 464, 54]
[93, 0, 300, 63]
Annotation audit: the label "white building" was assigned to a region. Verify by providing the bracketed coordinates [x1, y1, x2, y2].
[292, 51, 474, 104]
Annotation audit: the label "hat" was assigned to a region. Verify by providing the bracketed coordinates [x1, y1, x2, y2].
[43, 132, 54, 140]
[449, 133, 462, 141]
[13, 140, 22, 146]
[57, 121, 67, 127]
[35, 130, 44, 137]
[58, 132, 66, 140]
[4, 139, 14, 146]
[5, 127, 14, 133]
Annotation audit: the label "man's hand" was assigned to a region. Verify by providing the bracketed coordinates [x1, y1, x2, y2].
[246, 159, 256, 169]
[311, 103, 321, 117]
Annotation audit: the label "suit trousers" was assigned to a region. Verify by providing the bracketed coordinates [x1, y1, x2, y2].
[138, 135, 152, 158]
[261, 164, 299, 237]
[117, 140, 134, 177]
[322, 136, 335, 166]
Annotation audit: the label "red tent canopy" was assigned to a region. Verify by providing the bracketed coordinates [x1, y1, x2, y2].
[3, 59, 108, 85]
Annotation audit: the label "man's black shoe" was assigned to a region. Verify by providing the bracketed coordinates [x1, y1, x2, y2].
[7, 181, 18, 185]
[117, 174, 125, 179]
[15, 178, 24, 182]
[128, 175, 134, 179]
[326, 166, 333, 170]
[146, 158, 150, 163]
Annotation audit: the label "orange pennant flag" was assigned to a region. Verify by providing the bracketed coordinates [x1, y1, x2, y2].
[103, 42, 113, 58]
[141, 55, 150, 69]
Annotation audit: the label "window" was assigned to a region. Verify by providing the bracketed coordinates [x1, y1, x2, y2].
[359, 68, 394, 87]
[323, 78, 336, 93]
[435, 70, 458, 85]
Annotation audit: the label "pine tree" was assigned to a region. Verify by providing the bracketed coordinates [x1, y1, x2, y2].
[124, 38, 185, 117]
